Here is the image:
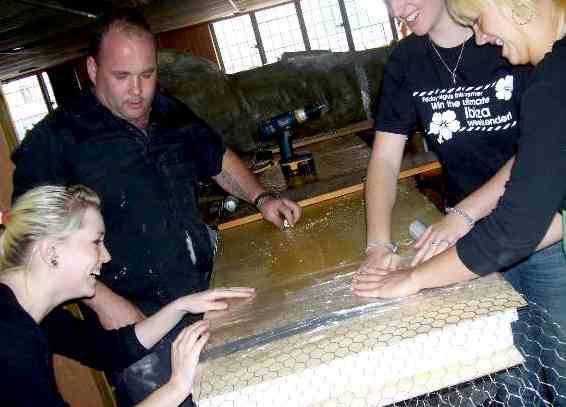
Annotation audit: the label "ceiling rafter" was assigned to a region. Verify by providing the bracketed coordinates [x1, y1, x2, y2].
[15, 0, 99, 19]
[0, 0, 291, 81]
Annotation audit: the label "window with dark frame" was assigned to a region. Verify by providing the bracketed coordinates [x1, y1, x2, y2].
[256, 3, 306, 64]
[1, 72, 57, 142]
[300, 0, 350, 52]
[344, 0, 395, 51]
[212, 14, 263, 74]
[211, 0, 397, 74]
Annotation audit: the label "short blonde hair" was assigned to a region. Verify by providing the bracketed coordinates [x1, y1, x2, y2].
[0, 185, 101, 273]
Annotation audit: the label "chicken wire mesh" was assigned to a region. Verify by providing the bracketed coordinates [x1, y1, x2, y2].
[190, 269, 566, 407]
[385, 301, 566, 407]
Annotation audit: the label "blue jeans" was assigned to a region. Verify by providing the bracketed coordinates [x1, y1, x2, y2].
[496, 242, 566, 406]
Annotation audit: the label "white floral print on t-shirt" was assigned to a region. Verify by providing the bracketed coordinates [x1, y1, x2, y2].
[495, 75, 514, 101]
[429, 110, 461, 144]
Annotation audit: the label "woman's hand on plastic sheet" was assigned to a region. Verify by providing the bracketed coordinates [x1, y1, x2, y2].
[178, 287, 256, 314]
[411, 214, 471, 267]
[355, 245, 401, 276]
[168, 320, 210, 399]
[352, 268, 420, 299]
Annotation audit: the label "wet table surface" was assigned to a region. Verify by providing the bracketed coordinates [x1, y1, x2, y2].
[193, 180, 525, 407]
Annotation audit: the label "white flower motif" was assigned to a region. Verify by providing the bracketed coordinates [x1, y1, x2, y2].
[428, 110, 461, 144]
[495, 75, 514, 101]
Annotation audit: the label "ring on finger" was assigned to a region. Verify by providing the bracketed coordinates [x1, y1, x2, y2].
[431, 239, 453, 246]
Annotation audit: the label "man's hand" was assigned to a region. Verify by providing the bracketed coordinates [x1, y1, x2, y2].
[175, 287, 256, 314]
[259, 197, 302, 228]
[83, 281, 145, 329]
[352, 268, 420, 299]
[411, 212, 472, 266]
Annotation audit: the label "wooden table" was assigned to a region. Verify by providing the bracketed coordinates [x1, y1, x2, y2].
[219, 128, 440, 231]
[193, 181, 525, 407]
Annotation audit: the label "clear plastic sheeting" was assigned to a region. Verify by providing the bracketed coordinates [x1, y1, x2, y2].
[203, 267, 522, 361]
[195, 273, 526, 407]
[192, 180, 533, 406]
[203, 261, 398, 360]
[205, 179, 440, 354]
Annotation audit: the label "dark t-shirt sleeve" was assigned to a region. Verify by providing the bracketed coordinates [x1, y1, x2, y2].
[457, 80, 566, 274]
[42, 307, 149, 372]
[191, 116, 226, 179]
[164, 93, 226, 179]
[11, 116, 69, 200]
[373, 43, 417, 136]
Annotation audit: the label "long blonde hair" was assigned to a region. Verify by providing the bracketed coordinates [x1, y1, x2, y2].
[0, 185, 101, 273]
[448, 0, 566, 27]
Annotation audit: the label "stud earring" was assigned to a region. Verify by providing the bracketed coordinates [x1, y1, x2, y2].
[48, 247, 58, 268]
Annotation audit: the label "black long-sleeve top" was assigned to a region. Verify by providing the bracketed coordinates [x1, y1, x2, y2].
[457, 37, 566, 275]
[0, 284, 149, 407]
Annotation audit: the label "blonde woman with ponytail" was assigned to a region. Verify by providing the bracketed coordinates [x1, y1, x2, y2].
[0, 185, 254, 407]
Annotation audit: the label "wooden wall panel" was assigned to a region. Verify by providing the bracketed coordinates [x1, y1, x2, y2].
[0, 129, 14, 210]
[0, 90, 16, 210]
[158, 23, 219, 65]
[54, 355, 113, 407]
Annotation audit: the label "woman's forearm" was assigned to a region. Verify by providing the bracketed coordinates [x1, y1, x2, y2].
[135, 381, 188, 407]
[365, 132, 406, 243]
[134, 300, 185, 349]
[411, 246, 479, 290]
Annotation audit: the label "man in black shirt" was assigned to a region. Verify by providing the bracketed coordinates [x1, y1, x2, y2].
[11, 8, 301, 405]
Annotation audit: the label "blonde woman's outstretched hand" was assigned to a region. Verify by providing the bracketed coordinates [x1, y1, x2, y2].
[178, 287, 256, 314]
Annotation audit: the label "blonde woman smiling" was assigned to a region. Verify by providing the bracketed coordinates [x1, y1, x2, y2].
[0, 185, 254, 407]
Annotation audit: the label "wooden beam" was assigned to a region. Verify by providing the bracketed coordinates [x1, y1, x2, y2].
[268, 119, 374, 154]
[0, 89, 19, 154]
[218, 159, 441, 230]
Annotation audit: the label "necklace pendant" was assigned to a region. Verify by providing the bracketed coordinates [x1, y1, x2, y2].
[429, 38, 466, 87]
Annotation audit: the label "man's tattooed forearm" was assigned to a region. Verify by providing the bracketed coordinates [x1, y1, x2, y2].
[218, 170, 250, 201]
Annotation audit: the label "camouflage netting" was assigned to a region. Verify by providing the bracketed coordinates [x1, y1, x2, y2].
[158, 47, 392, 154]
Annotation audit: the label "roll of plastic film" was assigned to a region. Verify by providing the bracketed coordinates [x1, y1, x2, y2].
[409, 219, 428, 240]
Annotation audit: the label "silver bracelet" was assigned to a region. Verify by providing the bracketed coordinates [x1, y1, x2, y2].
[366, 239, 399, 254]
[446, 207, 475, 227]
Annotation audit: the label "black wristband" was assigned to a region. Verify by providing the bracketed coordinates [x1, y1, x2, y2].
[253, 191, 280, 209]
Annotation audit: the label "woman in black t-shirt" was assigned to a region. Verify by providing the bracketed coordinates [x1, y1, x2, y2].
[355, 0, 565, 315]
[0, 185, 254, 407]
[358, 0, 544, 272]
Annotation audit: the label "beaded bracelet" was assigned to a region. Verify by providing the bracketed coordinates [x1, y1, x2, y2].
[446, 206, 475, 227]
[253, 191, 280, 210]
